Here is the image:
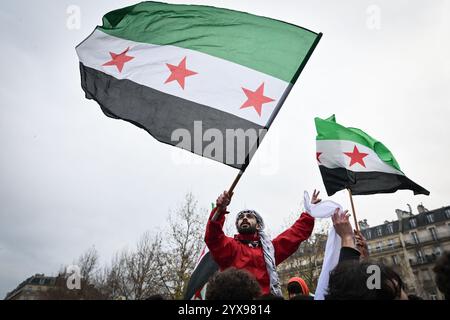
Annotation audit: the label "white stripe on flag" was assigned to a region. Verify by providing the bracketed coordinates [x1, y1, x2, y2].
[194, 245, 209, 270]
[76, 29, 289, 127]
[316, 140, 404, 175]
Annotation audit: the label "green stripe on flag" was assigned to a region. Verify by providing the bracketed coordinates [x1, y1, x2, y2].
[99, 1, 319, 83]
[315, 115, 402, 172]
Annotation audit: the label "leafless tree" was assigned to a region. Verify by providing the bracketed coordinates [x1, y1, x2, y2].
[77, 246, 99, 284]
[278, 216, 330, 293]
[95, 251, 129, 299]
[158, 192, 206, 299]
[49, 193, 207, 300]
[42, 247, 105, 300]
[98, 232, 165, 300]
[281, 231, 328, 292]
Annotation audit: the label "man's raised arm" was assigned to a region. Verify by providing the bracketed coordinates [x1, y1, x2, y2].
[204, 191, 235, 267]
[272, 190, 321, 264]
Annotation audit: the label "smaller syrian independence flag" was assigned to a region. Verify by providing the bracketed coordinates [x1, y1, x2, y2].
[315, 115, 430, 196]
[76, 1, 321, 170]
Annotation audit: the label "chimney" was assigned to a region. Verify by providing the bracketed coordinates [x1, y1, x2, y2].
[358, 219, 369, 230]
[417, 203, 428, 213]
[396, 208, 413, 220]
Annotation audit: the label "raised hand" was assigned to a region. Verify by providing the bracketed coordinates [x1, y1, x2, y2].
[332, 208, 354, 248]
[311, 189, 322, 204]
[355, 230, 369, 258]
[216, 191, 233, 210]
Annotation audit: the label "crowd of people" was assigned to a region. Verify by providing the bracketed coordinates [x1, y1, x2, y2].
[200, 190, 450, 300]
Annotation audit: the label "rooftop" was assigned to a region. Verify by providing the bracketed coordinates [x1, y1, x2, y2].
[360, 205, 450, 240]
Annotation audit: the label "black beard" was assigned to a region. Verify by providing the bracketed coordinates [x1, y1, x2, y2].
[237, 225, 257, 234]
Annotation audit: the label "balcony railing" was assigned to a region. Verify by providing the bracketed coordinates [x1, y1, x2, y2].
[369, 243, 402, 254]
[409, 254, 439, 267]
[404, 234, 450, 247]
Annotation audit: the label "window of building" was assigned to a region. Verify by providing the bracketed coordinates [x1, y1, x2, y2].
[416, 250, 424, 262]
[445, 209, 450, 219]
[366, 230, 372, 239]
[434, 246, 442, 256]
[429, 227, 438, 241]
[387, 223, 394, 234]
[412, 232, 420, 244]
[426, 214, 434, 224]
[409, 218, 417, 228]
[376, 227, 382, 237]
[391, 255, 399, 265]
[388, 239, 394, 248]
[376, 241, 383, 251]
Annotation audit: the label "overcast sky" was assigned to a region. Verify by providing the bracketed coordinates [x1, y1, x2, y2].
[1, 0, 449, 298]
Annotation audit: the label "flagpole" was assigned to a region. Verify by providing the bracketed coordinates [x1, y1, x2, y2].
[209, 34, 324, 223]
[211, 169, 245, 221]
[347, 188, 360, 233]
[227, 169, 244, 194]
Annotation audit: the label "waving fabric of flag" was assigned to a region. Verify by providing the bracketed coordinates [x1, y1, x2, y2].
[183, 245, 218, 300]
[76, 1, 321, 169]
[315, 115, 430, 196]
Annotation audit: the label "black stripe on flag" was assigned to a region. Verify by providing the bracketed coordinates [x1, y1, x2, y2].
[319, 166, 430, 196]
[183, 251, 218, 300]
[80, 63, 265, 170]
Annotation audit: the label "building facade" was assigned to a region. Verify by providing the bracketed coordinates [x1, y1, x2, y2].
[4, 274, 58, 300]
[4, 273, 105, 300]
[279, 204, 450, 300]
[360, 204, 450, 300]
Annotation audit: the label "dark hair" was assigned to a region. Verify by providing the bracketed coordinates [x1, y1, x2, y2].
[433, 251, 450, 300]
[287, 282, 303, 295]
[290, 295, 314, 300]
[255, 294, 285, 300]
[206, 267, 262, 300]
[325, 260, 404, 300]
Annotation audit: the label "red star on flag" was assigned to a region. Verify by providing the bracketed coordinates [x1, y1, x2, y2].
[316, 152, 322, 163]
[193, 288, 204, 300]
[102, 47, 134, 72]
[344, 145, 369, 167]
[165, 57, 198, 89]
[240, 83, 275, 117]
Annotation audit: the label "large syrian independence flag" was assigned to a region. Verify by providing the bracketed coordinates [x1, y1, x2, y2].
[315, 115, 430, 196]
[76, 1, 321, 169]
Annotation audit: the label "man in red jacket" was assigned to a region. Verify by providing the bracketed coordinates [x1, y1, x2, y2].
[205, 190, 319, 297]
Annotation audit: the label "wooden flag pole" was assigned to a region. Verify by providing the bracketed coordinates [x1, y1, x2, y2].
[207, 34, 325, 223]
[347, 188, 360, 233]
[227, 169, 244, 194]
[211, 169, 244, 221]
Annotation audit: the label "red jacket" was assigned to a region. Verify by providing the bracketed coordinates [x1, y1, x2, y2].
[204, 207, 315, 295]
